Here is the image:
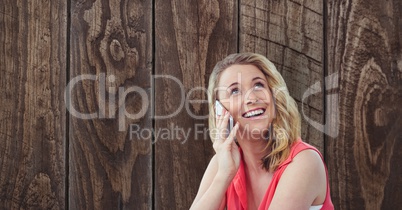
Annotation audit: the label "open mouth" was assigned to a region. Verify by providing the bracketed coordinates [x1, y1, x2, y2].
[242, 108, 266, 118]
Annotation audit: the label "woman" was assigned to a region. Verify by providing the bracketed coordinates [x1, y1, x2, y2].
[190, 53, 334, 210]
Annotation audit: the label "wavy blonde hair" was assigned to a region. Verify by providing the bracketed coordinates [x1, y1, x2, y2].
[207, 52, 301, 172]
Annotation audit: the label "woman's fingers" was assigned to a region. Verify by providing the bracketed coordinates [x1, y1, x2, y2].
[215, 111, 230, 141]
[216, 109, 229, 126]
[224, 122, 239, 146]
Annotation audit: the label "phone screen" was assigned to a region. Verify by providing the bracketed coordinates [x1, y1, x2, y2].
[215, 100, 234, 136]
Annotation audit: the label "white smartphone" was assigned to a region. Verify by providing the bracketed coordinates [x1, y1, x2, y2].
[215, 100, 234, 136]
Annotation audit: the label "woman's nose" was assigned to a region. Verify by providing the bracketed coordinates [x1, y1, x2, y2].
[245, 90, 259, 105]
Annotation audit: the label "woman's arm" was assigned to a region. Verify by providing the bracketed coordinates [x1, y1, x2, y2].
[268, 149, 327, 210]
[191, 109, 240, 210]
[190, 155, 228, 210]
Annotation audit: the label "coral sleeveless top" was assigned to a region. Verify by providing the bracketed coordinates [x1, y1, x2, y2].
[225, 139, 334, 210]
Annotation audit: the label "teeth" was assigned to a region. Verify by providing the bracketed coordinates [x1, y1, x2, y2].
[244, 109, 264, 118]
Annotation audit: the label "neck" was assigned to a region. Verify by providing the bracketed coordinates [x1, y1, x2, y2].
[237, 137, 270, 174]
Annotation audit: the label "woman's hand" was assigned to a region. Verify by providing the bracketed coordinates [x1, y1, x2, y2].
[213, 109, 241, 181]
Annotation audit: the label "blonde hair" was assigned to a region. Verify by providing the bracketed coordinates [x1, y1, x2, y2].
[207, 52, 301, 172]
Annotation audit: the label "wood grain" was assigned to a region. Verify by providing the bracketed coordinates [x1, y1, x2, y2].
[69, 0, 152, 209]
[0, 0, 67, 209]
[1, 0, 400, 209]
[326, 0, 402, 209]
[154, 0, 238, 209]
[239, 0, 325, 152]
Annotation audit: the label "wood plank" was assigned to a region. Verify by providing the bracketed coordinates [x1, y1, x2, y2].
[239, 0, 325, 152]
[0, 0, 67, 209]
[154, 0, 238, 208]
[326, 0, 402, 209]
[69, 0, 152, 209]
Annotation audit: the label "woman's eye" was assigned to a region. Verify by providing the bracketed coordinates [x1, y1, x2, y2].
[254, 82, 264, 89]
[230, 88, 240, 95]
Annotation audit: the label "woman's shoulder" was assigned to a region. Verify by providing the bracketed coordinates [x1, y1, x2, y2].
[277, 138, 323, 169]
[290, 139, 323, 159]
[277, 147, 326, 184]
[269, 140, 327, 209]
[291, 148, 324, 169]
[274, 139, 327, 191]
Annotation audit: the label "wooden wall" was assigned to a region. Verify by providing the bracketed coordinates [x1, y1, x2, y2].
[69, 0, 153, 209]
[326, 0, 402, 209]
[0, 0, 67, 209]
[0, 0, 401, 209]
[154, 0, 237, 209]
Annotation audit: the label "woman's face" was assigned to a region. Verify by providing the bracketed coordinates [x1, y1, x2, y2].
[217, 64, 275, 138]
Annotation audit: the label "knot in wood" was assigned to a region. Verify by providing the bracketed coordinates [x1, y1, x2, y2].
[374, 108, 388, 126]
[110, 39, 125, 62]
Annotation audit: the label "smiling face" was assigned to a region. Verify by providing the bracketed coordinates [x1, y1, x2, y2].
[216, 64, 276, 139]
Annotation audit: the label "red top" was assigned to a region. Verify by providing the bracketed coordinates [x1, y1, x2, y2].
[225, 139, 334, 210]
